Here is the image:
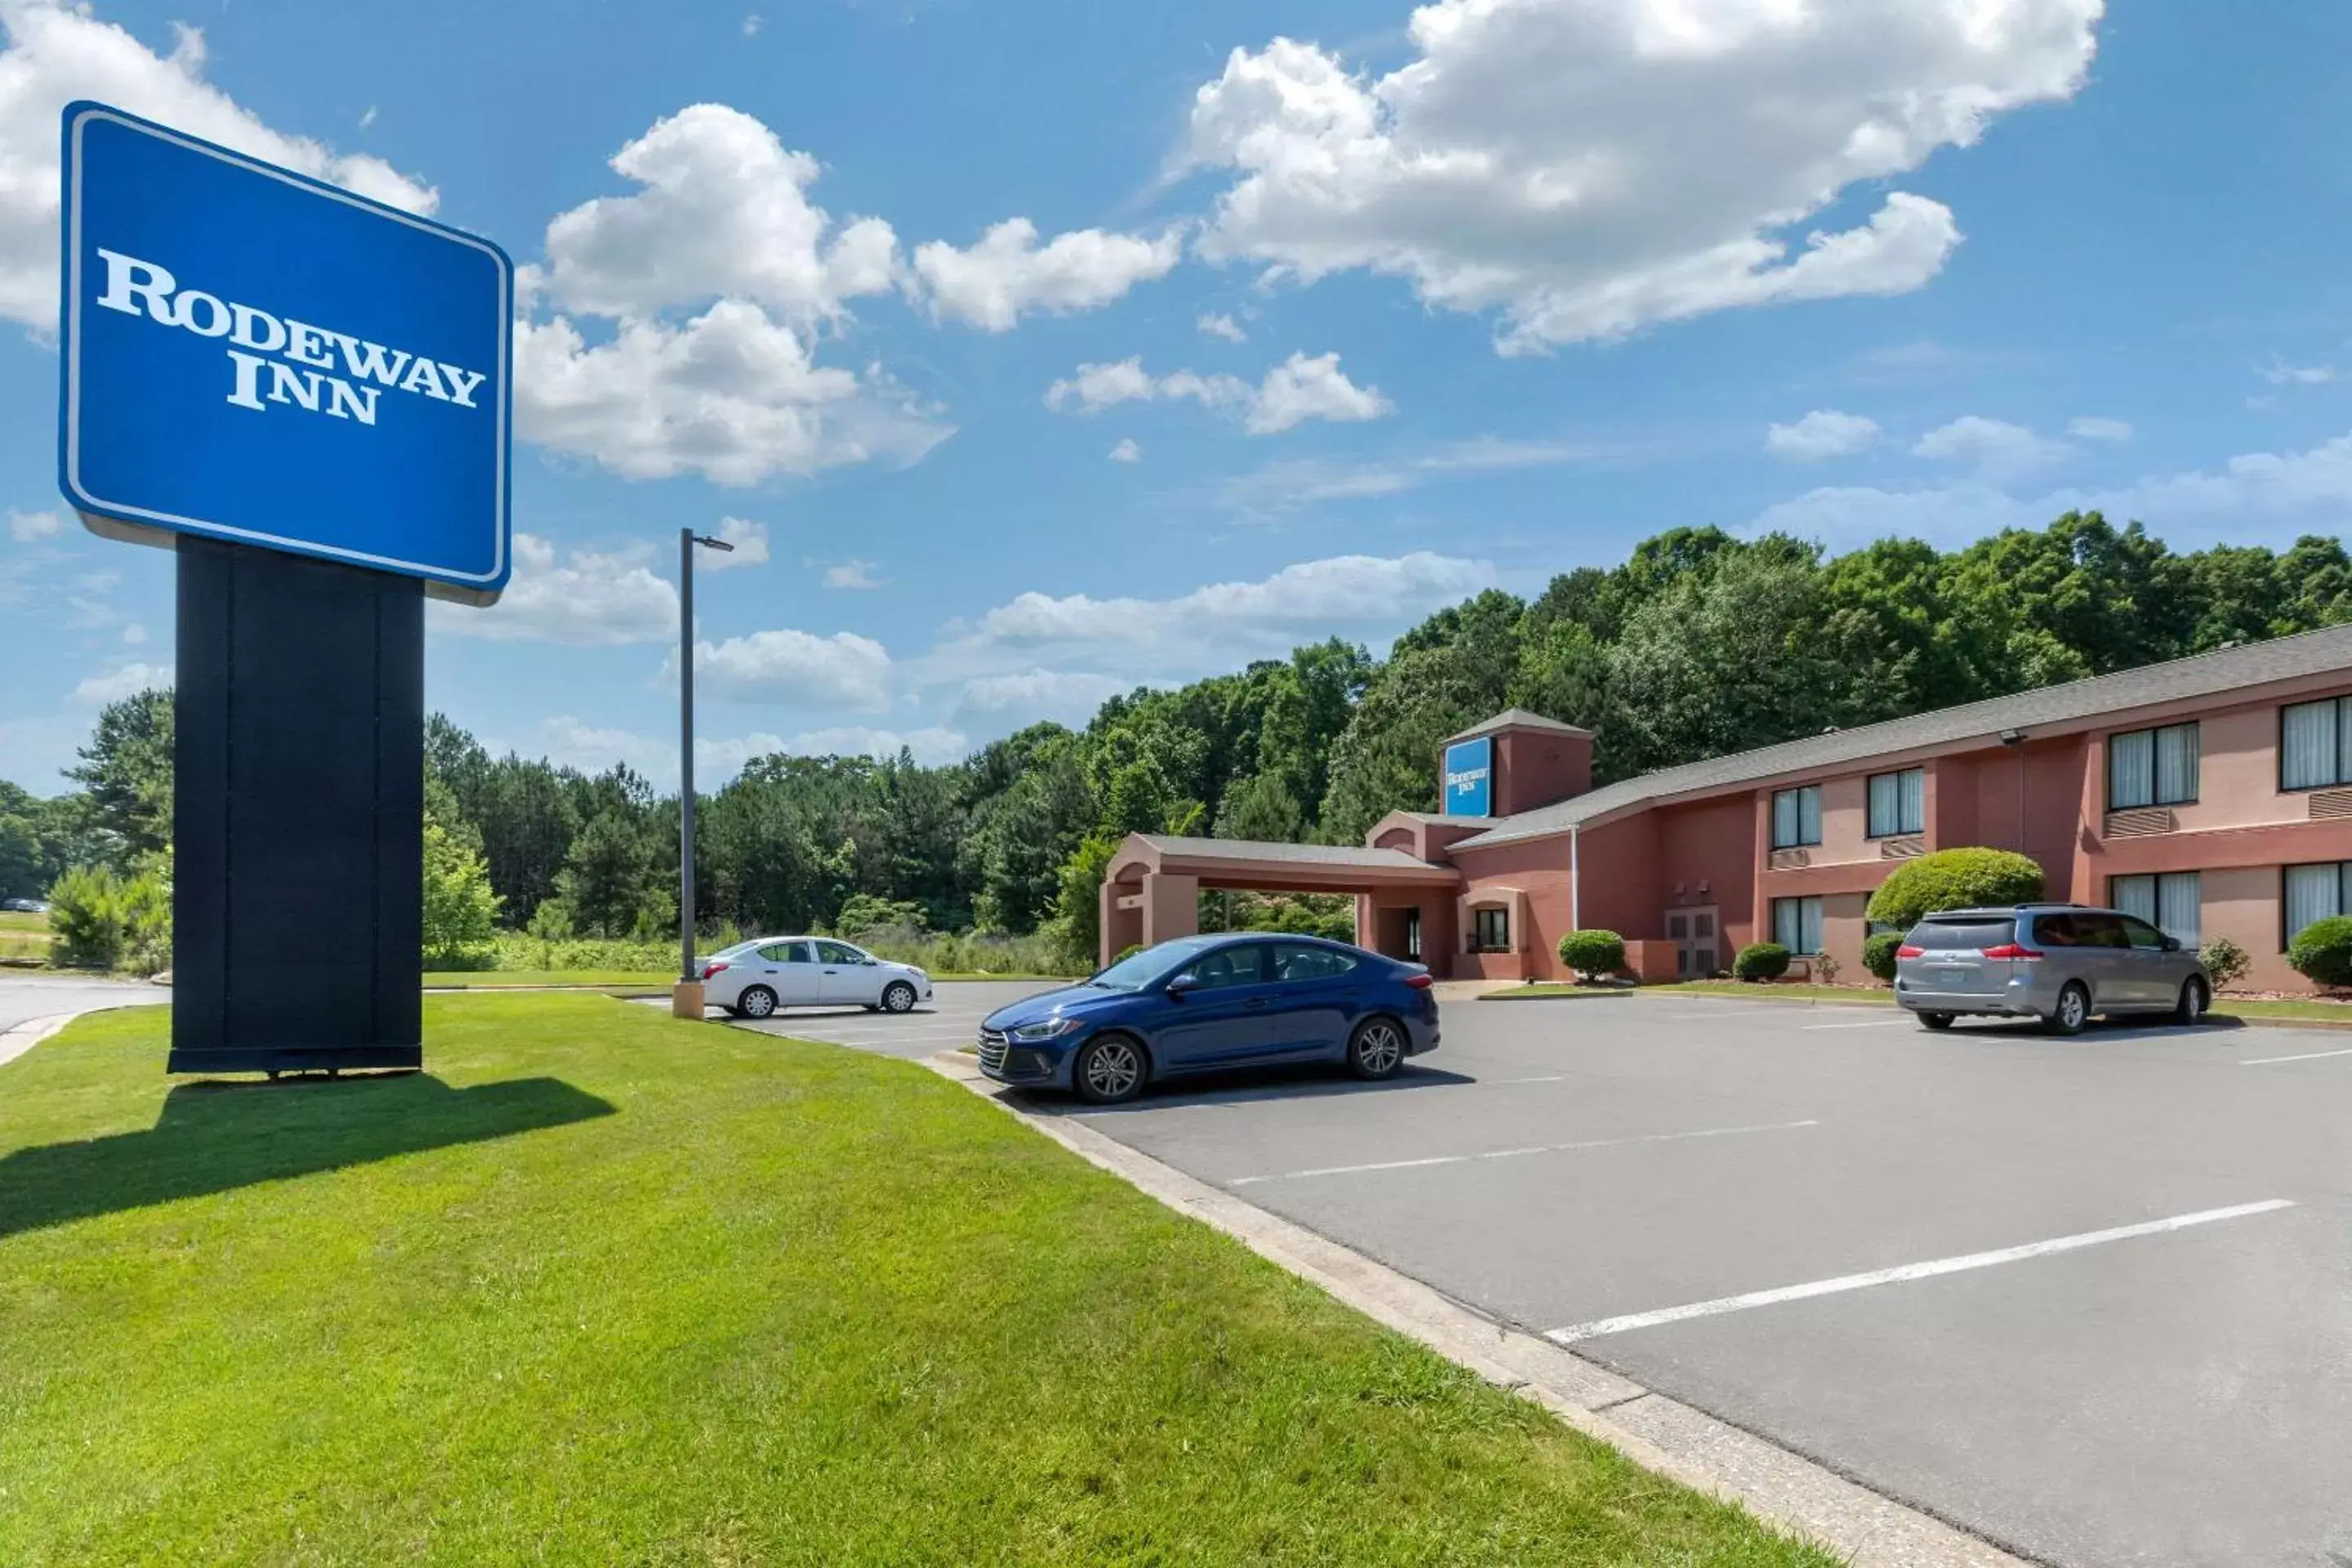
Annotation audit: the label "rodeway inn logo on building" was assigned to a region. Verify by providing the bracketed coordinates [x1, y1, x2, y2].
[1447, 761, 1490, 795]
[90, 249, 490, 428]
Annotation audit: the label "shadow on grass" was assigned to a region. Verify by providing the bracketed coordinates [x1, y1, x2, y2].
[0, 1073, 616, 1240]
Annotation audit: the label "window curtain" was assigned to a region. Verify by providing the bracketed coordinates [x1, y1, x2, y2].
[2155, 724, 2199, 804]
[1868, 773, 1900, 836]
[2283, 701, 2340, 791]
[2284, 863, 2343, 943]
[1899, 768, 1925, 834]
[1773, 900, 1798, 951]
[1800, 898, 1824, 956]
[2113, 874, 2156, 927]
[1773, 790, 1798, 848]
[1798, 786, 1821, 844]
[2157, 872, 2201, 947]
[2109, 728, 2154, 808]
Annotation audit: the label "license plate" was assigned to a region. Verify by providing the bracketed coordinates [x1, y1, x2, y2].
[1936, 967, 1970, 985]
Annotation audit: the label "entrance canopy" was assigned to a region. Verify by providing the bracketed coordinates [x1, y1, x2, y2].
[1098, 833, 1459, 966]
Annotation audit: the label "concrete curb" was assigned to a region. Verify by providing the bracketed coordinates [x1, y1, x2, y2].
[0, 1012, 84, 1070]
[924, 1049, 2033, 1568]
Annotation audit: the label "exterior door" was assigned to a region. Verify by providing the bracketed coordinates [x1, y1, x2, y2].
[1154, 943, 1276, 1071]
[757, 940, 825, 1005]
[813, 939, 880, 1004]
[1666, 907, 1719, 978]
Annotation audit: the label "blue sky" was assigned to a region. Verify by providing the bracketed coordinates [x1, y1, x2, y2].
[6, 0, 2352, 795]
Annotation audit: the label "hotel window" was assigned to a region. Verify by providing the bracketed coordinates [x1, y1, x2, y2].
[1472, 906, 1511, 953]
[2281, 697, 2352, 791]
[1771, 785, 1822, 849]
[2110, 871, 2201, 947]
[2107, 722, 2199, 809]
[2284, 862, 2352, 946]
[1771, 896, 1824, 956]
[1866, 768, 1925, 837]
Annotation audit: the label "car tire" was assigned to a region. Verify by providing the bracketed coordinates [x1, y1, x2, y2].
[1347, 1015, 1408, 1080]
[2043, 982, 2089, 1036]
[1073, 1033, 1147, 1105]
[738, 986, 777, 1019]
[2175, 976, 2209, 1026]
[1918, 1012, 1955, 1031]
[881, 981, 918, 1013]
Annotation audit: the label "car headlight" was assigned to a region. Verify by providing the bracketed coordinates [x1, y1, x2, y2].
[1009, 1016, 1080, 1041]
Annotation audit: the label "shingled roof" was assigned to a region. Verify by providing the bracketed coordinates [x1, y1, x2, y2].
[1450, 622, 2352, 853]
[1444, 708, 1593, 745]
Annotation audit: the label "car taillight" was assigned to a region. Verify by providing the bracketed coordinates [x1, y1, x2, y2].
[1895, 944, 1925, 960]
[1980, 942, 2042, 960]
[1404, 973, 1434, 990]
[700, 960, 728, 980]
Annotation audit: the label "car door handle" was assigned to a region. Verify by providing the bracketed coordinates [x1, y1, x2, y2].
[1243, 997, 1268, 1009]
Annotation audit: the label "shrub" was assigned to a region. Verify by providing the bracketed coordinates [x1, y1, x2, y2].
[2287, 916, 2352, 989]
[2198, 934, 2252, 992]
[1862, 931, 1903, 983]
[1733, 942, 1790, 982]
[422, 821, 501, 970]
[1812, 951, 1841, 986]
[1865, 848, 2043, 933]
[1556, 929, 1626, 981]
[47, 864, 171, 973]
[835, 894, 927, 937]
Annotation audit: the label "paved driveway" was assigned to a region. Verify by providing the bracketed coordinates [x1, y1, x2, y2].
[849, 989, 2348, 1568]
[719, 978, 1062, 1058]
[0, 973, 169, 1036]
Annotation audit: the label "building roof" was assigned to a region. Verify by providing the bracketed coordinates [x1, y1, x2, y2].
[1386, 812, 1505, 828]
[1450, 622, 2352, 853]
[1131, 835, 1446, 872]
[1444, 708, 1593, 745]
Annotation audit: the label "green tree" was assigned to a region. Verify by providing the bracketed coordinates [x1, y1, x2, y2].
[421, 820, 501, 968]
[1051, 831, 1122, 969]
[558, 808, 664, 938]
[1215, 772, 1307, 843]
[65, 688, 174, 864]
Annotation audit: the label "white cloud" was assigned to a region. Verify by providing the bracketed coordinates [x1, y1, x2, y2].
[514, 302, 950, 485]
[1766, 410, 1878, 461]
[970, 551, 1492, 649]
[741, 12, 762, 37]
[910, 218, 1181, 331]
[537, 715, 679, 780]
[359, 104, 377, 130]
[1184, 1, 2098, 352]
[2067, 416, 2133, 443]
[690, 627, 893, 709]
[541, 105, 899, 324]
[2261, 359, 2336, 387]
[1045, 350, 1390, 433]
[1107, 438, 1142, 463]
[72, 660, 172, 705]
[7, 508, 60, 541]
[1911, 415, 2069, 478]
[121, 621, 145, 644]
[700, 515, 769, 570]
[432, 532, 678, 645]
[1755, 425, 2352, 554]
[0, 0, 436, 331]
[778, 725, 968, 765]
[822, 559, 884, 590]
[1197, 311, 1248, 343]
[959, 669, 1127, 718]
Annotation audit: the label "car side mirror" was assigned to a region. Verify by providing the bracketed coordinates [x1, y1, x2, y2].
[2162, 936, 2182, 952]
[1165, 973, 1199, 997]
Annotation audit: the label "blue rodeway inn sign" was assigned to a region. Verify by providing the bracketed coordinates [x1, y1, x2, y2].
[58, 100, 512, 602]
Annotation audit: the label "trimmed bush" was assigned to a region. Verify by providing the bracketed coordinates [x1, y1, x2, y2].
[1556, 929, 1626, 981]
[46, 864, 171, 973]
[1862, 931, 1903, 983]
[1733, 942, 1791, 982]
[2287, 916, 2352, 989]
[1865, 848, 2043, 932]
[2198, 934, 2252, 992]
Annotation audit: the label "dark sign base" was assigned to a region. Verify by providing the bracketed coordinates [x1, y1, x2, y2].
[171, 537, 424, 1076]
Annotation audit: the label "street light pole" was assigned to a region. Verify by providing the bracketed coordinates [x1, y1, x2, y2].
[673, 526, 734, 1017]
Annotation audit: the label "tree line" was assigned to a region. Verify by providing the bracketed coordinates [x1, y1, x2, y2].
[7, 513, 2347, 963]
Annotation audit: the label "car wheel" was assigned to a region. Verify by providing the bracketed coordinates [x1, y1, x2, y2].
[881, 981, 917, 1013]
[738, 986, 777, 1019]
[1348, 1016, 1408, 1080]
[2044, 982, 2089, 1036]
[2175, 976, 2209, 1026]
[1074, 1033, 1147, 1105]
[1918, 1012, 1955, 1031]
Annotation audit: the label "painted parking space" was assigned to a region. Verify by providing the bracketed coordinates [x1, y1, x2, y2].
[719, 979, 1061, 1058]
[1039, 991, 2352, 1568]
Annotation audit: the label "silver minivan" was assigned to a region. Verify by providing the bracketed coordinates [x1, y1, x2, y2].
[1893, 905, 2210, 1034]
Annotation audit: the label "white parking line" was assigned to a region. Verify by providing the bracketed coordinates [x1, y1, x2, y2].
[1226, 1119, 1820, 1187]
[1801, 1019, 1909, 1031]
[1544, 1198, 2298, 1343]
[2238, 1045, 2352, 1067]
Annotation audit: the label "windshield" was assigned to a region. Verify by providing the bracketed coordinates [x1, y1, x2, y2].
[1086, 936, 1218, 991]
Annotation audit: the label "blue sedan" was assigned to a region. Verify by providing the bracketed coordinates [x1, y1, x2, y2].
[977, 933, 1441, 1103]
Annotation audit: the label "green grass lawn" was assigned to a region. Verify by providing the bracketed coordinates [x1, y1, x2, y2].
[0, 906, 47, 964]
[0, 995, 1828, 1566]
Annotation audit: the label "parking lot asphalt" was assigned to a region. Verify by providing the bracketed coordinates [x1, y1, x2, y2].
[0, 972, 170, 1038]
[739, 983, 2352, 1568]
